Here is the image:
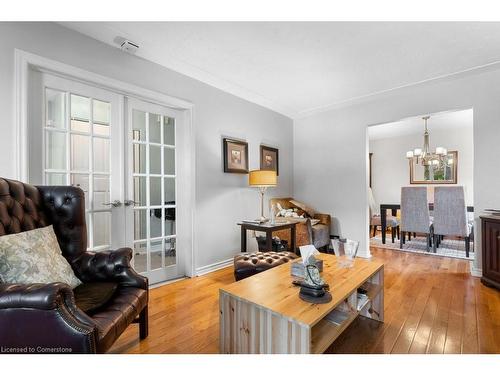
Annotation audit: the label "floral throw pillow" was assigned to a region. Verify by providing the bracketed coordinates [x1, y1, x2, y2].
[0, 225, 82, 288]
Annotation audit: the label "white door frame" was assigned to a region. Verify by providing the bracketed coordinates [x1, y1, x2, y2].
[14, 49, 196, 277]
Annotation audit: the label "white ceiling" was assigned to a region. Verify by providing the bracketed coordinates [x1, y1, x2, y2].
[61, 22, 500, 118]
[368, 109, 473, 140]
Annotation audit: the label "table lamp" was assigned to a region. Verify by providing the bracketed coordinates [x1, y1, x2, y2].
[248, 170, 277, 223]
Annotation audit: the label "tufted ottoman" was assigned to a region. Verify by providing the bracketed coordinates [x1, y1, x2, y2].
[234, 251, 298, 281]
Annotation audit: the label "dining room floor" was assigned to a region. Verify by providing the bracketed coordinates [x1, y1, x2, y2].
[370, 232, 474, 260]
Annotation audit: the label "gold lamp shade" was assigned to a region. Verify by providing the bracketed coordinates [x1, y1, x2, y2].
[248, 170, 277, 223]
[248, 170, 277, 187]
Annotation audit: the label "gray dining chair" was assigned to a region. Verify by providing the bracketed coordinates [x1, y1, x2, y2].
[400, 187, 433, 251]
[432, 186, 473, 257]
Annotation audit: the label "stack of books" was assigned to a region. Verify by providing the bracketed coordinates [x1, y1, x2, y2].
[241, 219, 262, 224]
[324, 309, 350, 326]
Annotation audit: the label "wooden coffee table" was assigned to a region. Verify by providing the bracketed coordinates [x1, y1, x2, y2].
[219, 253, 384, 354]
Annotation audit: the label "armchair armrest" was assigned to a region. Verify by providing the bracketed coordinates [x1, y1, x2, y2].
[1, 282, 75, 310]
[74, 247, 148, 290]
[313, 213, 331, 227]
[0, 282, 94, 325]
[0, 282, 98, 353]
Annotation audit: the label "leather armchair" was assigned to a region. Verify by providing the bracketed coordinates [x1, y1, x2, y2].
[0, 178, 148, 353]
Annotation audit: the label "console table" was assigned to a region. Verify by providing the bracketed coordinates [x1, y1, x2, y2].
[238, 221, 297, 253]
[220, 253, 384, 353]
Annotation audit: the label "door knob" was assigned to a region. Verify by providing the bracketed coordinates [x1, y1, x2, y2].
[102, 200, 122, 207]
[124, 199, 139, 207]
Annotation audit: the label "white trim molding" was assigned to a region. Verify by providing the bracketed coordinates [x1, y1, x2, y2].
[296, 59, 500, 119]
[357, 246, 372, 259]
[14, 48, 196, 279]
[14, 50, 29, 182]
[195, 258, 233, 277]
[470, 264, 482, 278]
[149, 276, 188, 290]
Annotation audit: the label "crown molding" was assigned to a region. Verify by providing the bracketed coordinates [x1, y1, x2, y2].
[295, 59, 500, 119]
[136, 52, 500, 121]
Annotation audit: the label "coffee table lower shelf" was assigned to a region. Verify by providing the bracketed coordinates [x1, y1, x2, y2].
[219, 261, 384, 354]
[310, 311, 358, 354]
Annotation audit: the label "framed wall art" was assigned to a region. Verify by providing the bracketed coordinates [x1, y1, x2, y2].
[223, 138, 249, 173]
[260, 145, 279, 176]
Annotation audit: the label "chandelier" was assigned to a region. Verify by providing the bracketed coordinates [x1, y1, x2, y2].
[406, 116, 449, 167]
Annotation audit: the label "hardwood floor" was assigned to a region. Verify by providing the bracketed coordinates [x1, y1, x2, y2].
[110, 247, 500, 354]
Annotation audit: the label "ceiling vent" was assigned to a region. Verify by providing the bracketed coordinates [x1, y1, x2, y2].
[114, 36, 139, 54]
[120, 40, 139, 54]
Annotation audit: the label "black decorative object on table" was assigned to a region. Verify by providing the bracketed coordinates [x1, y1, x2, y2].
[295, 259, 331, 304]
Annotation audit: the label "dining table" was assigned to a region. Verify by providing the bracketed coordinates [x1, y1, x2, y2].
[379, 203, 474, 244]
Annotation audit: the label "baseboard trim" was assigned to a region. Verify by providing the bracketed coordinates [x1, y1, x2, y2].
[149, 276, 187, 289]
[195, 258, 233, 276]
[470, 264, 482, 277]
[357, 245, 372, 259]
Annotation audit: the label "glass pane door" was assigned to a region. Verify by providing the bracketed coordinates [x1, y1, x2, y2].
[29, 72, 189, 284]
[40, 74, 123, 251]
[127, 98, 181, 284]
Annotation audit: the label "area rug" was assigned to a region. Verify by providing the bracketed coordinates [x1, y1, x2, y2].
[370, 233, 474, 260]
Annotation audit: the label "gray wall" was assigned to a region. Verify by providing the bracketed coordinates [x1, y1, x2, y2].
[294, 66, 500, 273]
[0, 22, 294, 271]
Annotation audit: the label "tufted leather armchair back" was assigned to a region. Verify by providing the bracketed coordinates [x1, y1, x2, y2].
[0, 178, 87, 263]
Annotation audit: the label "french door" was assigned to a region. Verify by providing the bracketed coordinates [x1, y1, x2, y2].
[30, 73, 124, 252]
[29, 72, 184, 284]
[125, 98, 182, 284]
